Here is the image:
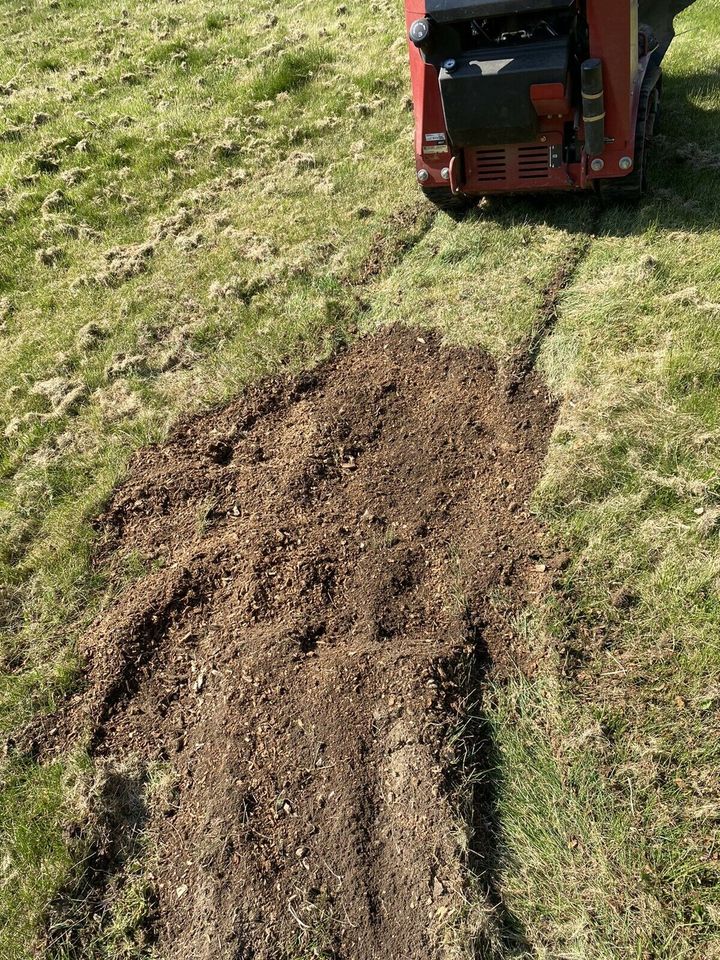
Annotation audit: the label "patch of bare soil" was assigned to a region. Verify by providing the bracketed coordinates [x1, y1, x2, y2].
[57, 327, 556, 959]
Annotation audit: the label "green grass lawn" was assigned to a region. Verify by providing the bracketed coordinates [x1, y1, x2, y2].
[1, 0, 719, 957]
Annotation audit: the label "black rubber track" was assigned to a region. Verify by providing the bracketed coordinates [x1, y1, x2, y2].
[598, 69, 661, 202]
[421, 186, 477, 220]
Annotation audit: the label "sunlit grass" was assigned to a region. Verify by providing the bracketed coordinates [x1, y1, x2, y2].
[0, 0, 719, 957]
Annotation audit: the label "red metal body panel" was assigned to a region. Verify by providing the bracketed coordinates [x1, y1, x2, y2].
[530, 82, 571, 116]
[405, 0, 655, 195]
[405, 0, 451, 183]
[586, 0, 643, 183]
[464, 137, 577, 193]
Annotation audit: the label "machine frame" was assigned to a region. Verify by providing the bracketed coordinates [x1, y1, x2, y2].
[404, 0, 675, 202]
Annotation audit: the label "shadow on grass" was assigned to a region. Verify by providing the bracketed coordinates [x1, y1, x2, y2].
[459, 68, 720, 240]
[39, 764, 156, 960]
[456, 635, 534, 959]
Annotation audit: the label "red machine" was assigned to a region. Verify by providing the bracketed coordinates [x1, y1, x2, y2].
[404, 0, 695, 208]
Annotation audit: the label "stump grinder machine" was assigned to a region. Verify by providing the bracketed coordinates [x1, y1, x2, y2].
[404, 0, 696, 208]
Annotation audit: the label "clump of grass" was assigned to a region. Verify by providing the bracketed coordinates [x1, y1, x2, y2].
[249, 47, 334, 102]
[37, 56, 62, 72]
[483, 665, 720, 957]
[204, 11, 227, 33]
[284, 886, 341, 960]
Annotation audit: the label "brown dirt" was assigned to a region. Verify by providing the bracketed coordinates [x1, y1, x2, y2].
[57, 326, 556, 959]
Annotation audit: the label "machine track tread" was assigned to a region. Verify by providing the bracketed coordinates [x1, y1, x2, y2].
[421, 186, 477, 219]
[598, 69, 661, 202]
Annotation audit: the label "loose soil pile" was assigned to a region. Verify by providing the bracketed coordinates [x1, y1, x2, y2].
[61, 327, 556, 959]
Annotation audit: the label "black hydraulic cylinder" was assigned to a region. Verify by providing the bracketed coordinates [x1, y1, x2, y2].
[581, 58, 605, 157]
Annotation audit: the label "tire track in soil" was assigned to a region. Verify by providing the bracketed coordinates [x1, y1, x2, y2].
[40, 323, 560, 960]
[353, 204, 436, 288]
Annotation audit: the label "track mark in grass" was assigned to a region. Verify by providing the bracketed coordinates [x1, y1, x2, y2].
[353, 203, 435, 288]
[507, 222, 597, 393]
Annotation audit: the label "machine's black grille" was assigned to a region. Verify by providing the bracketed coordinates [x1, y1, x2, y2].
[474, 148, 506, 182]
[464, 140, 563, 192]
[518, 145, 550, 179]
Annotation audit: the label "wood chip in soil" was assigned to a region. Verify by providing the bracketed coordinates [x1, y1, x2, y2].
[54, 326, 557, 960]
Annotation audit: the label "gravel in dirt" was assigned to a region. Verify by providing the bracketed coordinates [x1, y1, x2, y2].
[58, 327, 556, 959]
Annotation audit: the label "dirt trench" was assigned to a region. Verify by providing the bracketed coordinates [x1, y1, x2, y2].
[56, 326, 556, 959]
